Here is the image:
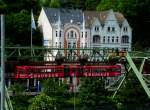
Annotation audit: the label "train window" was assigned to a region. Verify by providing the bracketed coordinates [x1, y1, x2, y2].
[26, 69, 31, 74]
[19, 69, 24, 74]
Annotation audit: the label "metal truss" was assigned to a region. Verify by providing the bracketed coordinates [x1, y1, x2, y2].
[2, 47, 150, 99]
[4, 47, 117, 62]
[112, 51, 150, 98]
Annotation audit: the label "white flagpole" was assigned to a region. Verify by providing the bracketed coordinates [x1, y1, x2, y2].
[1, 14, 5, 110]
[31, 9, 33, 57]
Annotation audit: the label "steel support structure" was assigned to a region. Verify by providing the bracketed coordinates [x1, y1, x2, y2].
[2, 46, 150, 99]
[1, 14, 5, 110]
[112, 52, 150, 98]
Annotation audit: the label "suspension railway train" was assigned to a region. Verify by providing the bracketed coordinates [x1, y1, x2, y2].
[15, 65, 122, 79]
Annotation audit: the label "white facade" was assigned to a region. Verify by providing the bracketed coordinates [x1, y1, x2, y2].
[38, 8, 132, 58]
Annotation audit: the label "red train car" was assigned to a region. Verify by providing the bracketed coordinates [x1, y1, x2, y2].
[15, 65, 121, 79]
[15, 66, 64, 79]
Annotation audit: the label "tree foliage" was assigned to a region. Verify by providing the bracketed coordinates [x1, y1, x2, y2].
[49, 0, 60, 8]
[85, 0, 100, 10]
[28, 93, 55, 110]
[79, 78, 115, 109]
[41, 78, 69, 108]
[6, 10, 31, 46]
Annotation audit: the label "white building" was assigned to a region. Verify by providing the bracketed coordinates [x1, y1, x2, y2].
[38, 7, 132, 59]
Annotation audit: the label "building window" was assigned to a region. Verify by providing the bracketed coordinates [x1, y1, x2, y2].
[56, 31, 58, 37]
[122, 48, 128, 51]
[93, 35, 100, 43]
[81, 43, 83, 48]
[68, 42, 71, 48]
[112, 27, 115, 32]
[103, 36, 105, 43]
[85, 32, 87, 38]
[59, 42, 61, 48]
[84, 43, 87, 48]
[116, 37, 119, 43]
[75, 33, 77, 38]
[95, 26, 99, 31]
[55, 42, 57, 48]
[59, 31, 61, 37]
[73, 42, 76, 48]
[81, 32, 83, 38]
[122, 35, 129, 43]
[108, 36, 110, 43]
[43, 40, 49, 46]
[112, 36, 114, 43]
[71, 31, 74, 38]
[123, 27, 128, 32]
[108, 27, 110, 32]
[68, 33, 69, 38]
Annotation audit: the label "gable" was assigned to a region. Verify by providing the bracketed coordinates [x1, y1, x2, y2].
[106, 10, 117, 22]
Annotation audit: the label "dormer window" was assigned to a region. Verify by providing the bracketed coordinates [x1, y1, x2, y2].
[95, 26, 99, 32]
[123, 27, 128, 32]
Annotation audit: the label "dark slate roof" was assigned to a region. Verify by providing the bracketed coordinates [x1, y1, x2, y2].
[43, 7, 125, 28]
[43, 7, 83, 26]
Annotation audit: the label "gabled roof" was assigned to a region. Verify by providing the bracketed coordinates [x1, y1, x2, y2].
[43, 7, 83, 26]
[42, 7, 125, 28]
[84, 10, 125, 27]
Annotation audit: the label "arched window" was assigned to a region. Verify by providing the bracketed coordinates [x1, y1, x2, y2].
[71, 31, 74, 38]
[67, 30, 77, 39]
[122, 35, 129, 43]
[93, 35, 100, 43]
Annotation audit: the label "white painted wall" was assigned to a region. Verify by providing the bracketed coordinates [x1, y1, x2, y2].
[38, 8, 53, 47]
[38, 9, 132, 59]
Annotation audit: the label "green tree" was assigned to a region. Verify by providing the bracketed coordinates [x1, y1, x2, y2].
[6, 10, 31, 46]
[96, 0, 122, 11]
[115, 74, 150, 104]
[0, 1, 7, 13]
[28, 93, 55, 110]
[49, 0, 60, 8]
[85, 0, 100, 10]
[41, 78, 69, 108]
[38, 0, 51, 7]
[10, 83, 30, 110]
[79, 78, 115, 110]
